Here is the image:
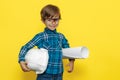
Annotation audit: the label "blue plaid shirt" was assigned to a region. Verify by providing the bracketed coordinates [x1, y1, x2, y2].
[18, 28, 70, 74]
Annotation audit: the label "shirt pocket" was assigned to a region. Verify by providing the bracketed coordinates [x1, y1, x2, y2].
[51, 36, 62, 50]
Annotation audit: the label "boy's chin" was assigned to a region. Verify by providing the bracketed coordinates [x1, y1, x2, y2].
[50, 28, 56, 30]
[48, 27, 57, 30]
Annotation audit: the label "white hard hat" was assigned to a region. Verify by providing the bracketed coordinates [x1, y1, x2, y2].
[25, 48, 49, 74]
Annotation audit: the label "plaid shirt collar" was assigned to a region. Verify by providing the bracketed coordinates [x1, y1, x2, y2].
[44, 27, 57, 34]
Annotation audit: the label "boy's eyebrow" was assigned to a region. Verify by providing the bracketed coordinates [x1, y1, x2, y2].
[47, 16, 60, 19]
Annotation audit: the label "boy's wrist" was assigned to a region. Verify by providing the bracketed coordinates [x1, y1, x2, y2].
[69, 59, 75, 62]
[19, 59, 25, 63]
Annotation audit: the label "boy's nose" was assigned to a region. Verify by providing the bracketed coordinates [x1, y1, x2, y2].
[52, 21, 56, 24]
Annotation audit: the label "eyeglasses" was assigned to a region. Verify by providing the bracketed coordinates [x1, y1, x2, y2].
[46, 18, 60, 22]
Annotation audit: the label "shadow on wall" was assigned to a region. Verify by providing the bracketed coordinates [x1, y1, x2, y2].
[20, 71, 36, 80]
[63, 59, 88, 80]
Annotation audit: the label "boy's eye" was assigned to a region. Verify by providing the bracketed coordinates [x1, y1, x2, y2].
[47, 18, 60, 22]
[46, 18, 50, 21]
[53, 18, 60, 21]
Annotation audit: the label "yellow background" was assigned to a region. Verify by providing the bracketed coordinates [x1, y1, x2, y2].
[0, 0, 120, 80]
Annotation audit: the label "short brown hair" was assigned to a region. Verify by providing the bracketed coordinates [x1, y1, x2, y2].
[41, 4, 61, 21]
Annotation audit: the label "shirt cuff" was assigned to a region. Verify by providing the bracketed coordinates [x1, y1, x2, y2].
[18, 58, 25, 63]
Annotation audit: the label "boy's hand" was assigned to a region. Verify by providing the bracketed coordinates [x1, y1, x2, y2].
[67, 60, 75, 73]
[19, 61, 31, 72]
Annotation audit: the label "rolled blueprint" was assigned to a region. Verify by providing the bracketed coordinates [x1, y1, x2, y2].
[62, 46, 89, 59]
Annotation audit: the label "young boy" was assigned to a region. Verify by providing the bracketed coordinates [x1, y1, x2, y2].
[18, 4, 75, 80]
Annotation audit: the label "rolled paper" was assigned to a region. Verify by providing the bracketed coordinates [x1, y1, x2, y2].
[62, 46, 89, 59]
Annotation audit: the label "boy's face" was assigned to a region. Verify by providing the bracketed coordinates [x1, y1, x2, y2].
[43, 14, 60, 30]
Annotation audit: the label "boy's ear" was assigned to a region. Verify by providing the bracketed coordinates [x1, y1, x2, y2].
[41, 19, 45, 23]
